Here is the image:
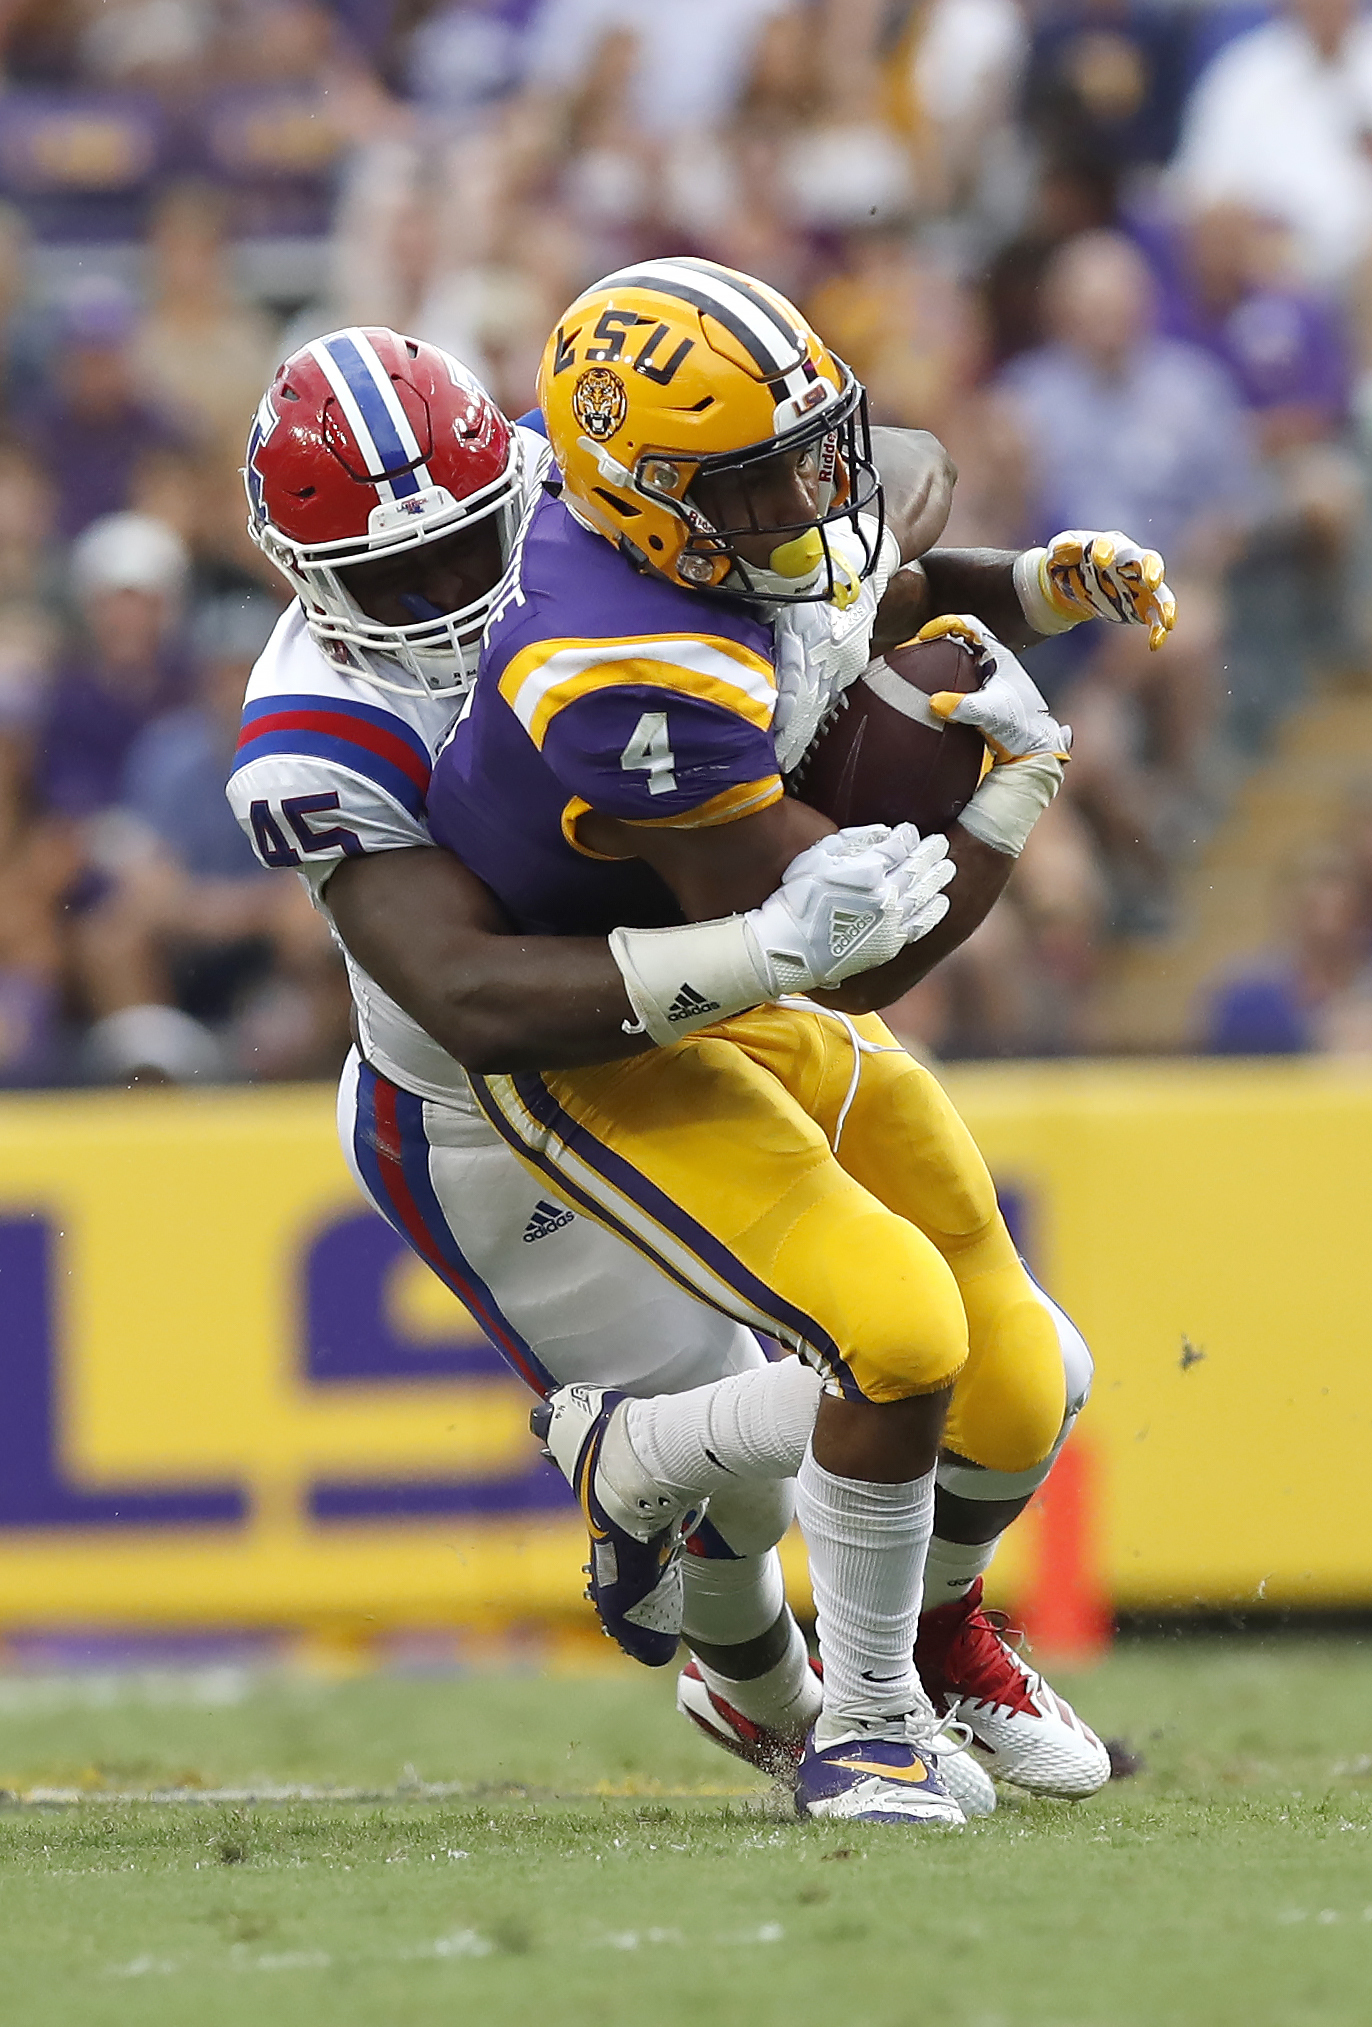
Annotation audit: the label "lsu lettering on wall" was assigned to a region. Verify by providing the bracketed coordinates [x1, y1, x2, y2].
[0, 1063, 1370, 1631]
[0, 1087, 581, 1629]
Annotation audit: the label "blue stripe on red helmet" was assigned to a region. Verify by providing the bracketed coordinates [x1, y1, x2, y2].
[245, 422, 266, 518]
[324, 332, 423, 496]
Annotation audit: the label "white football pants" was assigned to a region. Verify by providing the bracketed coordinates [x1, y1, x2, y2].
[338, 1049, 792, 1572]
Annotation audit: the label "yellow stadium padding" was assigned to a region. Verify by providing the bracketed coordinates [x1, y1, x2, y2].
[0, 1061, 1368, 1629]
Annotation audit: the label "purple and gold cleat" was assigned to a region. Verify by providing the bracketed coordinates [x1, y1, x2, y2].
[531, 1385, 695, 1669]
[795, 1728, 968, 1827]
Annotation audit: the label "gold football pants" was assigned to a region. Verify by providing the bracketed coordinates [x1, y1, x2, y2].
[470, 1003, 1065, 1472]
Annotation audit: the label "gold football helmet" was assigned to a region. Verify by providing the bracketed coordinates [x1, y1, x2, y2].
[537, 257, 883, 605]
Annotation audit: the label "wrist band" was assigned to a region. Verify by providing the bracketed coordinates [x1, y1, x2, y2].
[1013, 548, 1076, 637]
[958, 753, 1064, 857]
[609, 916, 774, 1046]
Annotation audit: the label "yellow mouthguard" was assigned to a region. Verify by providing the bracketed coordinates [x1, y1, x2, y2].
[768, 530, 825, 578]
[767, 529, 860, 608]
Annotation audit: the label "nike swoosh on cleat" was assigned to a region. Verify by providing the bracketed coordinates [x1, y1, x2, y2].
[829, 1755, 931, 1785]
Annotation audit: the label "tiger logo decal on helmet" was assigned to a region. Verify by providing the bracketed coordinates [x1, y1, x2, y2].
[537, 257, 883, 606]
[572, 366, 628, 442]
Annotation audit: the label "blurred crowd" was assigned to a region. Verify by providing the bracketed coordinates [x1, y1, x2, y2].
[1201, 785, 1372, 1052]
[3, 0, 1372, 1080]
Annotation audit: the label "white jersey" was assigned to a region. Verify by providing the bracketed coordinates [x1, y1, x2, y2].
[227, 423, 555, 1131]
[226, 591, 494, 1135]
[228, 599, 495, 1125]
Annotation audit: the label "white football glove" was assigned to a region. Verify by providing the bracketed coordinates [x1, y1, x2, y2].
[747, 821, 954, 994]
[1014, 529, 1176, 650]
[918, 614, 1072, 762]
[608, 821, 954, 1042]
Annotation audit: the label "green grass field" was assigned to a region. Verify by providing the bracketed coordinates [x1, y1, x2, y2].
[2, 1637, 1371, 2027]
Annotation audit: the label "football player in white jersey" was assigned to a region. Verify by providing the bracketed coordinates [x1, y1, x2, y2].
[228, 326, 1167, 1811]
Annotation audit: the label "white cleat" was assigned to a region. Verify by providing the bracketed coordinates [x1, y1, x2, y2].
[676, 1657, 817, 1779]
[930, 1718, 998, 1818]
[916, 1580, 1111, 1798]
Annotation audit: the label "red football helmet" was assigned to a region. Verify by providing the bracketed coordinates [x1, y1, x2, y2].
[244, 327, 527, 696]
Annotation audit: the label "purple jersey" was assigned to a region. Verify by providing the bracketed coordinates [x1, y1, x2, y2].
[426, 491, 782, 936]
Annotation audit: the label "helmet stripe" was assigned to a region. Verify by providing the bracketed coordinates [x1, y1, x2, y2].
[245, 418, 267, 519]
[640, 261, 803, 372]
[339, 327, 429, 465]
[598, 260, 805, 377]
[665, 259, 812, 359]
[308, 330, 430, 500]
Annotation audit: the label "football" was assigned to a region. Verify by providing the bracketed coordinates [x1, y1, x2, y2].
[793, 633, 987, 838]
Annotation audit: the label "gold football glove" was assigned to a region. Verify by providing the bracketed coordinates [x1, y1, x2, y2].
[1014, 530, 1176, 651]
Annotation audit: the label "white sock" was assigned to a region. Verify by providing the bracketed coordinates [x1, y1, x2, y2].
[921, 1534, 1000, 1609]
[682, 1546, 786, 1648]
[692, 1611, 821, 1738]
[795, 1443, 936, 1747]
[621, 1359, 822, 1503]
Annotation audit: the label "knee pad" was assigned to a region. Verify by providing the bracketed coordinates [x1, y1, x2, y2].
[1040, 1282, 1093, 1418]
[940, 1275, 1094, 1499]
[944, 1274, 1067, 1475]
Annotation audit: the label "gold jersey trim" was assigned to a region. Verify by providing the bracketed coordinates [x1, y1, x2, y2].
[559, 775, 783, 857]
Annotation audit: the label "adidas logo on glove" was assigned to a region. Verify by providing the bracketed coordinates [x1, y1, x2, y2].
[828, 906, 876, 959]
[522, 1199, 575, 1243]
[665, 983, 721, 1023]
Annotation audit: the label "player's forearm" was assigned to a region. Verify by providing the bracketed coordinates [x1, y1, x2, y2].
[872, 549, 1040, 658]
[425, 947, 652, 1073]
[326, 848, 651, 1073]
[583, 796, 836, 923]
[811, 828, 1014, 1015]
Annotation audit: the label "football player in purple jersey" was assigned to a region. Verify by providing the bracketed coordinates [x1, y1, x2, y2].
[232, 315, 1168, 1820]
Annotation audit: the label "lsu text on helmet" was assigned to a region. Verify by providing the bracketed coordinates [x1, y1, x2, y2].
[537, 257, 883, 607]
[244, 327, 525, 697]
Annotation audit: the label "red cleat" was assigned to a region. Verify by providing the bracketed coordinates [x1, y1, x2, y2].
[675, 1657, 818, 1778]
[915, 1579, 1111, 1798]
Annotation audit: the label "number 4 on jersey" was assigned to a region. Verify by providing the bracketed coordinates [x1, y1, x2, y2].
[620, 711, 677, 797]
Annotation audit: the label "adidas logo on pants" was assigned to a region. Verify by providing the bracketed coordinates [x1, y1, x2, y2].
[522, 1198, 576, 1243]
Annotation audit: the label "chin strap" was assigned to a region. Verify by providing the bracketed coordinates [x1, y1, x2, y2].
[580, 435, 636, 488]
